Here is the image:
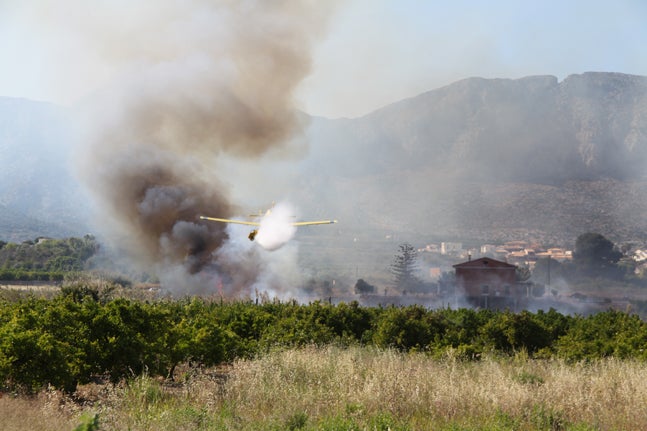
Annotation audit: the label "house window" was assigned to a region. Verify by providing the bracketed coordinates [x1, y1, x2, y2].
[504, 285, 511, 295]
[481, 285, 489, 295]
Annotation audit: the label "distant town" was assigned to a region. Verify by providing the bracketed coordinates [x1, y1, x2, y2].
[421, 240, 572, 268]
[419, 239, 647, 278]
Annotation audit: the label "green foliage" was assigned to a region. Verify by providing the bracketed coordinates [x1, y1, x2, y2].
[555, 309, 647, 361]
[171, 298, 228, 368]
[73, 413, 100, 431]
[391, 243, 422, 293]
[372, 305, 434, 350]
[258, 302, 336, 349]
[480, 310, 552, 354]
[573, 232, 623, 278]
[0, 235, 99, 278]
[0, 297, 83, 392]
[354, 278, 375, 294]
[286, 411, 309, 430]
[525, 405, 566, 431]
[326, 301, 375, 344]
[367, 412, 410, 431]
[513, 371, 544, 386]
[2, 291, 647, 394]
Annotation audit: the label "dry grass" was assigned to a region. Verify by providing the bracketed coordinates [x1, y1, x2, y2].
[3, 346, 647, 430]
[221, 346, 647, 430]
[0, 387, 82, 431]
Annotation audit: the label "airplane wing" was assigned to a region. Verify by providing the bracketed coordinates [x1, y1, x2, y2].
[291, 220, 337, 226]
[200, 216, 337, 227]
[199, 216, 260, 226]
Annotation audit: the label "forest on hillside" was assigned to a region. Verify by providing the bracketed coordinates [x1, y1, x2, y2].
[0, 235, 99, 281]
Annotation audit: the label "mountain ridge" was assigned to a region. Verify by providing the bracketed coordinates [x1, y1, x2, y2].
[1, 72, 646, 249]
[306, 72, 647, 183]
[298, 72, 647, 246]
[0, 97, 89, 241]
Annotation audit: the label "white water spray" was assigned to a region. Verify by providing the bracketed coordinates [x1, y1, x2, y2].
[255, 202, 297, 251]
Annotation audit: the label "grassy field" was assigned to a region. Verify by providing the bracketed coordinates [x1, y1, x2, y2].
[2, 345, 646, 430]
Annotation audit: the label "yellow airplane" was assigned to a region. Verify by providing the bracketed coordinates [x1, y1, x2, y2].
[199, 206, 337, 241]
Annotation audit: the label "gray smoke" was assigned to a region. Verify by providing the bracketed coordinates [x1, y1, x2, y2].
[76, 1, 335, 295]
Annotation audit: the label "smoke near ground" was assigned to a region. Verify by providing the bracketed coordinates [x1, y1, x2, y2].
[72, 1, 335, 296]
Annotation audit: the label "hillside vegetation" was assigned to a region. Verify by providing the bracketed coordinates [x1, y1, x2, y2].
[0, 235, 99, 281]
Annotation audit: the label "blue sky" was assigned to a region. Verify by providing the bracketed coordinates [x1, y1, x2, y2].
[300, 0, 647, 117]
[1, 0, 646, 118]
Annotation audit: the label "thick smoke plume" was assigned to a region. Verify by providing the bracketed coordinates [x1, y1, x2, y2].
[77, 1, 334, 295]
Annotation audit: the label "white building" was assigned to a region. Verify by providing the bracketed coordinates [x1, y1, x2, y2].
[441, 242, 463, 255]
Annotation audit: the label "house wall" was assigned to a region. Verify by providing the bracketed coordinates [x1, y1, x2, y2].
[455, 267, 517, 297]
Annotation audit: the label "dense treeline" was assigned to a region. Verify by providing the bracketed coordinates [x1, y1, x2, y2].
[0, 236, 99, 280]
[2, 288, 647, 394]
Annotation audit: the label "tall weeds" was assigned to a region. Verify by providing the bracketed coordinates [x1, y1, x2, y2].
[3, 346, 647, 430]
[198, 346, 647, 429]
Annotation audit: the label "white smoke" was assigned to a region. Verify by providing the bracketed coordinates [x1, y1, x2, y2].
[255, 202, 298, 251]
[214, 205, 304, 299]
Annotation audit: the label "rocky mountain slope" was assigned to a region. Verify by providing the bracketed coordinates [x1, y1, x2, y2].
[1, 72, 646, 249]
[298, 72, 647, 246]
[306, 72, 647, 181]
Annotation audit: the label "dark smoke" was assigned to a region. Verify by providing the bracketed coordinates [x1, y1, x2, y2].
[78, 1, 335, 295]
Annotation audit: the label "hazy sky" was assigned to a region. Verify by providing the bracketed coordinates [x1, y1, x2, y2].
[1, 0, 646, 118]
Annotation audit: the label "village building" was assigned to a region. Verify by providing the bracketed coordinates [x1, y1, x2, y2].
[453, 257, 526, 308]
[535, 248, 572, 262]
[480, 244, 498, 255]
[502, 240, 528, 252]
[441, 242, 463, 255]
[633, 249, 647, 262]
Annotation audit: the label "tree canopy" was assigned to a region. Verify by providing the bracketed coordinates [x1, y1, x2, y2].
[0, 235, 99, 275]
[390, 243, 422, 293]
[573, 232, 622, 277]
[354, 278, 375, 294]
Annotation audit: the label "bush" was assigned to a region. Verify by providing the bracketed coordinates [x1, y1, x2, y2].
[3, 293, 647, 393]
[354, 279, 375, 294]
[556, 310, 647, 361]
